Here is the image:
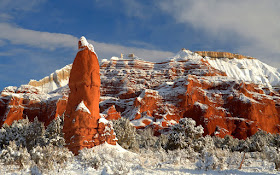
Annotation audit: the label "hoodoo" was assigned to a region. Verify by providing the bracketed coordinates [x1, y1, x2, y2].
[63, 36, 116, 154]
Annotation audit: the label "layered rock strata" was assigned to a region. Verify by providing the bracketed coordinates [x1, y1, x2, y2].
[1, 49, 280, 140]
[0, 85, 67, 126]
[28, 64, 72, 93]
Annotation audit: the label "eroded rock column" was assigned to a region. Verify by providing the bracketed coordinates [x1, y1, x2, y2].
[63, 36, 116, 155]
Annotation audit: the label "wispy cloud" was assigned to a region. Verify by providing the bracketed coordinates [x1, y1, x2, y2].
[0, 23, 77, 50]
[158, 0, 280, 68]
[0, 23, 174, 61]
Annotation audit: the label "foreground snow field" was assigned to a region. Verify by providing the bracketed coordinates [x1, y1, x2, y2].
[0, 142, 279, 175]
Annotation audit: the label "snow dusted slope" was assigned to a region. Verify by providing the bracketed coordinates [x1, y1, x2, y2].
[205, 57, 280, 88]
[172, 49, 280, 88]
[28, 64, 72, 93]
[171, 49, 202, 61]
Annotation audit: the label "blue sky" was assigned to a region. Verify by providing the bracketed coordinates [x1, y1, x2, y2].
[0, 0, 280, 90]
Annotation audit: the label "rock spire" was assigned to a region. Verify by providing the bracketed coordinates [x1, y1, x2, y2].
[63, 36, 116, 155]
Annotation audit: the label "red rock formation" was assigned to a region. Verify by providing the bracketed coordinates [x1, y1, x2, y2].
[0, 85, 67, 126]
[1, 48, 279, 141]
[180, 76, 280, 139]
[104, 105, 121, 120]
[63, 36, 116, 155]
[99, 55, 280, 139]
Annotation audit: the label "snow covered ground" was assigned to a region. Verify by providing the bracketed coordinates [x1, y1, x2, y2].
[0, 142, 279, 175]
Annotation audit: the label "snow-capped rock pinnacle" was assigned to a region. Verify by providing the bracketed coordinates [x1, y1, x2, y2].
[63, 37, 116, 154]
[78, 36, 95, 54]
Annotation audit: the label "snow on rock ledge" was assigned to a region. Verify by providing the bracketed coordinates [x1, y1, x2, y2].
[75, 100, 91, 114]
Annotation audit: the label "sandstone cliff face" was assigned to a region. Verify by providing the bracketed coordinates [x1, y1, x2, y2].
[195, 51, 255, 60]
[63, 36, 116, 154]
[98, 50, 280, 139]
[0, 85, 67, 126]
[1, 49, 280, 141]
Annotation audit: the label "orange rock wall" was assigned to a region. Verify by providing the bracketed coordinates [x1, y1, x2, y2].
[0, 92, 67, 127]
[195, 51, 255, 59]
[99, 58, 280, 139]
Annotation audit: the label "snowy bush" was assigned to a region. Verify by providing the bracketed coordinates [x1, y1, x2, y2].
[112, 117, 139, 151]
[214, 131, 278, 152]
[0, 141, 31, 169]
[264, 146, 280, 170]
[0, 118, 46, 151]
[166, 148, 198, 164]
[138, 146, 197, 169]
[165, 118, 213, 152]
[137, 127, 168, 150]
[224, 151, 244, 169]
[113, 118, 168, 151]
[272, 134, 280, 148]
[30, 144, 73, 171]
[246, 130, 274, 152]
[214, 135, 240, 151]
[0, 141, 73, 172]
[78, 143, 139, 174]
[0, 116, 65, 151]
[196, 151, 219, 170]
[0, 116, 71, 172]
[45, 115, 65, 147]
[196, 148, 236, 171]
[77, 147, 102, 169]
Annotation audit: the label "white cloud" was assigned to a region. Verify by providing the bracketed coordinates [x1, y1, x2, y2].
[0, 13, 13, 22]
[0, 23, 77, 50]
[0, 23, 174, 61]
[159, 0, 280, 68]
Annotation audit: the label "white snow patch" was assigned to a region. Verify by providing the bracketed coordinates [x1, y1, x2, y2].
[78, 36, 97, 56]
[75, 101, 91, 114]
[194, 102, 209, 111]
[130, 116, 153, 127]
[206, 57, 280, 88]
[99, 117, 110, 124]
[171, 49, 203, 61]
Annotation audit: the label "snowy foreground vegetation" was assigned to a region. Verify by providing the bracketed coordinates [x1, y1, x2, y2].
[0, 117, 280, 174]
